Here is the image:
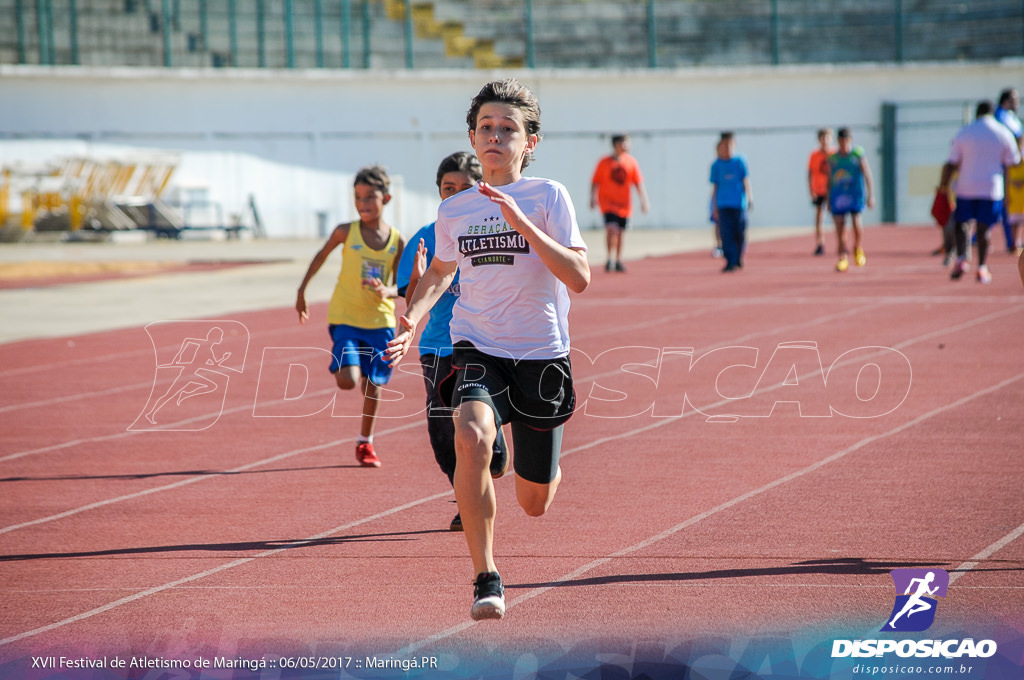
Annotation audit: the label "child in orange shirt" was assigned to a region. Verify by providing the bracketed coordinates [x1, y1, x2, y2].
[590, 134, 650, 272]
[808, 128, 834, 256]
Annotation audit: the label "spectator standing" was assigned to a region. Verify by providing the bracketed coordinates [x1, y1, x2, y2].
[808, 128, 835, 256]
[590, 134, 650, 273]
[710, 131, 753, 273]
[994, 88, 1023, 253]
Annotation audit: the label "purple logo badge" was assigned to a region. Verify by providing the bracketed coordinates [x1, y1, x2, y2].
[881, 568, 949, 632]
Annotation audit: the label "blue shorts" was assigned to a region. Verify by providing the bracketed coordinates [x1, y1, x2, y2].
[830, 193, 865, 216]
[327, 324, 395, 385]
[954, 198, 1002, 228]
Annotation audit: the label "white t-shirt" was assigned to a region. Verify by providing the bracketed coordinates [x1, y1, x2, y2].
[948, 115, 1021, 200]
[434, 176, 587, 360]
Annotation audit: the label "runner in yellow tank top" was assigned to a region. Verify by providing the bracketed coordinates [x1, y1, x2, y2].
[327, 218, 401, 328]
[296, 165, 405, 468]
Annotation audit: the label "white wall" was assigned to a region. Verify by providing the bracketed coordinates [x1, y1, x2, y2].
[2, 61, 1023, 237]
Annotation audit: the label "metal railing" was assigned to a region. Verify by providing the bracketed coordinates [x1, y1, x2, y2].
[3, 0, 1024, 70]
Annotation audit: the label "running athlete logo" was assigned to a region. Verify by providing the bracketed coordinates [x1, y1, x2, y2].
[881, 568, 949, 632]
[129, 320, 249, 431]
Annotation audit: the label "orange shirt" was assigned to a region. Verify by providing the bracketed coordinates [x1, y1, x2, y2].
[808, 148, 832, 197]
[592, 152, 644, 218]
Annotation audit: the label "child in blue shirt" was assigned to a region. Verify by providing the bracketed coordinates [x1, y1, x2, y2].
[710, 131, 753, 272]
[395, 152, 508, 532]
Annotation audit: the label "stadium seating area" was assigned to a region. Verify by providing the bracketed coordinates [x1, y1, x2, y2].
[1, 0, 1022, 70]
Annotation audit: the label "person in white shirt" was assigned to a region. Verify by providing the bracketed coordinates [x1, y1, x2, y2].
[939, 100, 1021, 284]
[387, 79, 590, 621]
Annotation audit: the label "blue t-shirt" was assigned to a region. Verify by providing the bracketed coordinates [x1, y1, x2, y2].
[395, 223, 459, 358]
[710, 156, 749, 209]
[995, 106, 1023, 139]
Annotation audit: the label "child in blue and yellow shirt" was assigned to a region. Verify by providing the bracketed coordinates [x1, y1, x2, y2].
[296, 165, 405, 467]
[828, 128, 874, 272]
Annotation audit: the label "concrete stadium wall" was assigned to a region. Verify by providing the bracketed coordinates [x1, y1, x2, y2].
[2, 61, 1023, 238]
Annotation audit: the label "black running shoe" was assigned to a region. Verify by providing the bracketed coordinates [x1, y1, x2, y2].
[449, 513, 463, 532]
[471, 571, 505, 620]
[490, 428, 509, 479]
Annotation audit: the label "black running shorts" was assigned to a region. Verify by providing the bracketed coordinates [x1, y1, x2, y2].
[443, 341, 576, 484]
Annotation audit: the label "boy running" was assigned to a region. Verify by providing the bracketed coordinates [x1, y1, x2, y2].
[387, 79, 590, 621]
[296, 165, 404, 467]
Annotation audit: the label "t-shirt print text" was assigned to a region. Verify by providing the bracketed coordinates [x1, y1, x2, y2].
[458, 215, 530, 267]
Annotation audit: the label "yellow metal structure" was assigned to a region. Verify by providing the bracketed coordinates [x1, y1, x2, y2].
[3, 155, 178, 234]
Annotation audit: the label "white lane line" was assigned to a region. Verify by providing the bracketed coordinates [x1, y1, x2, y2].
[0, 419, 422, 536]
[0, 319, 312, 378]
[0, 347, 329, 415]
[0, 381, 152, 415]
[0, 486, 452, 648]
[949, 520, 1024, 586]
[0, 386, 335, 464]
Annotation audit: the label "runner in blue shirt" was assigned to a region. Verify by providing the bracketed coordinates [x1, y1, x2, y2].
[396, 152, 507, 532]
[995, 88, 1023, 253]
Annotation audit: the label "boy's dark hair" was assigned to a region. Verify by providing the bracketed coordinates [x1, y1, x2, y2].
[611, 134, 628, 147]
[466, 79, 542, 168]
[719, 131, 734, 142]
[354, 165, 390, 194]
[976, 100, 995, 118]
[998, 89, 1016, 107]
[837, 127, 851, 139]
[435, 151, 482, 188]
[817, 128, 833, 140]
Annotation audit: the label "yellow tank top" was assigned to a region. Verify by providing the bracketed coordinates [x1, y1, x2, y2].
[327, 221, 400, 328]
[1006, 163, 1024, 216]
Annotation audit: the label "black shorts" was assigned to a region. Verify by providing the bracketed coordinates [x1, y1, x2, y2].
[812, 195, 827, 207]
[440, 342, 576, 484]
[603, 213, 629, 230]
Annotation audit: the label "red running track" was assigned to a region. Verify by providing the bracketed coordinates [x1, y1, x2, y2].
[0, 226, 1022, 675]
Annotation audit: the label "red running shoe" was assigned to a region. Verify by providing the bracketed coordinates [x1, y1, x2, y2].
[355, 442, 381, 468]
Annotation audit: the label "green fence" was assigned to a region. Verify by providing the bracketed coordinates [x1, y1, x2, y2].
[3, 0, 1024, 70]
